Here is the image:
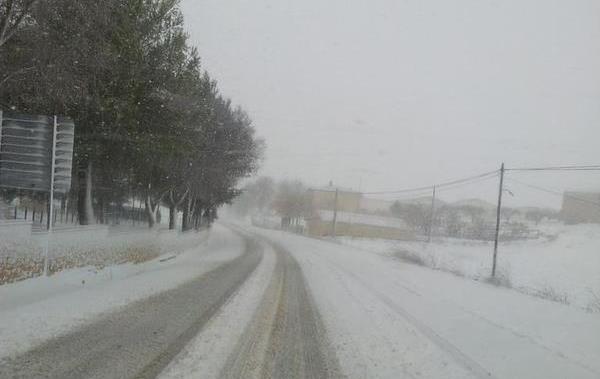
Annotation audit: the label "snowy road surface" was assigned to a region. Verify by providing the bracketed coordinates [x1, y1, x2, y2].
[1, 224, 599, 378]
[0, 235, 262, 379]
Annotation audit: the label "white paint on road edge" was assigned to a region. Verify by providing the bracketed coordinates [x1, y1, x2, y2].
[158, 242, 276, 379]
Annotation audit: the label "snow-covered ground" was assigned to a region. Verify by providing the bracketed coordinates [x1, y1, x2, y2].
[249, 226, 600, 379]
[3, 221, 599, 378]
[0, 223, 214, 283]
[338, 223, 600, 312]
[0, 224, 240, 359]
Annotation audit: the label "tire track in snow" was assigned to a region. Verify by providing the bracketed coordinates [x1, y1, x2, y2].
[0, 234, 263, 379]
[220, 238, 342, 379]
[308, 249, 497, 379]
[323, 257, 421, 379]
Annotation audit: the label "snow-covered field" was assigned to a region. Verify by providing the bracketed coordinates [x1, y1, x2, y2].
[0, 224, 240, 359]
[337, 223, 600, 312]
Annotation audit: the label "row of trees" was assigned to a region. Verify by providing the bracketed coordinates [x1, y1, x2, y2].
[231, 177, 313, 227]
[0, 0, 263, 229]
[390, 200, 558, 240]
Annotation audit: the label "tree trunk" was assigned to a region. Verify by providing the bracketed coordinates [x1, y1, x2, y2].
[145, 196, 158, 228]
[168, 204, 176, 230]
[60, 195, 66, 223]
[202, 207, 212, 227]
[97, 196, 105, 224]
[182, 197, 191, 231]
[193, 205, 202, 230]
[77, 161, 94, 225]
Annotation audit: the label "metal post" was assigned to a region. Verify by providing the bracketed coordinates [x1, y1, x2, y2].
[332, 188, 339, 237]
[428, 185, 436, 243]
[0, 111, 3, 195]
[0, 110, 3, 156]
[43, 116, 58, 276]
[492, 163, 505, 277]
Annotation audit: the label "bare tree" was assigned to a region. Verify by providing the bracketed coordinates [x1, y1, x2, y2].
[273, 180, 312, 228]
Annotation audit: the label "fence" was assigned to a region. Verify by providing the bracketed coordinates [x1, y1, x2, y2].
[0, 196, 152, 229]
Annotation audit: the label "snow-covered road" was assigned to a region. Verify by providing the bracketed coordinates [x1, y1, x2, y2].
[248, 227, 600, 379]
[1, 223, 599, 378]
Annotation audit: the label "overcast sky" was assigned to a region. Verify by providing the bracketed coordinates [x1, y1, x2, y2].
[181, 0, 600, 208]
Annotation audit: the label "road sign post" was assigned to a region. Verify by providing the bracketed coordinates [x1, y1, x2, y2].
[0, 111, 75, 276]
[43, 116, 59, 275]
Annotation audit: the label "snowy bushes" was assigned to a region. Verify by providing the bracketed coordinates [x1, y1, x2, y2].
[393, 249, 430, 267]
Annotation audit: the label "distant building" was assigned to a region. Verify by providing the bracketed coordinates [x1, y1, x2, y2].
[307, 186, 361, 212]
[306, 186, 413, 239]
[359, 197, 394, 214]
[561, 192, 600, 224]
[306, 210, 414, 240]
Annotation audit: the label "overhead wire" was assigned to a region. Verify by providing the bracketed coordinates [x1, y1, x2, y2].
[506, 177, 600, 208]
[434, 171, 500, 193]
[506, 165, 600, 172]
[310, 163, 598, 200]
[362, 170, 499, 195]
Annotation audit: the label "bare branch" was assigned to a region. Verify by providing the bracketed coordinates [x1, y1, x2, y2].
[0, 0, 38, 48]
[0, 65, 34, 88]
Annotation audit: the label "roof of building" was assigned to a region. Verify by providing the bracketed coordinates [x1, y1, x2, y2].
[307, 186, 360, 194]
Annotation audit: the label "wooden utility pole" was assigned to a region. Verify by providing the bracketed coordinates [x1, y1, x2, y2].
[332, 188, 339, 237]
[428, 185, 436, 243]
[492, 163, 505, 277]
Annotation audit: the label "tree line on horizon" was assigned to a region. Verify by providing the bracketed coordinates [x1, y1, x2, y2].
[0, 0, 263, 230]
[233, 176, 561, 241]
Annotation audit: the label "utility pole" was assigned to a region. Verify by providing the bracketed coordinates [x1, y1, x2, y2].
[428, 185, 436, 243]
[492, 162, 505, 277]
[332, 188, 339, 237]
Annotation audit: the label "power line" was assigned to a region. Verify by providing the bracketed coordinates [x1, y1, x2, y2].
[310, 163, 598, 198]
[506, 177, 600, 208]
[382, 174, 501, 201]
[363, 170, 499, 195]
[435, 172, 499, 193]
[506, 165, 600, 172]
